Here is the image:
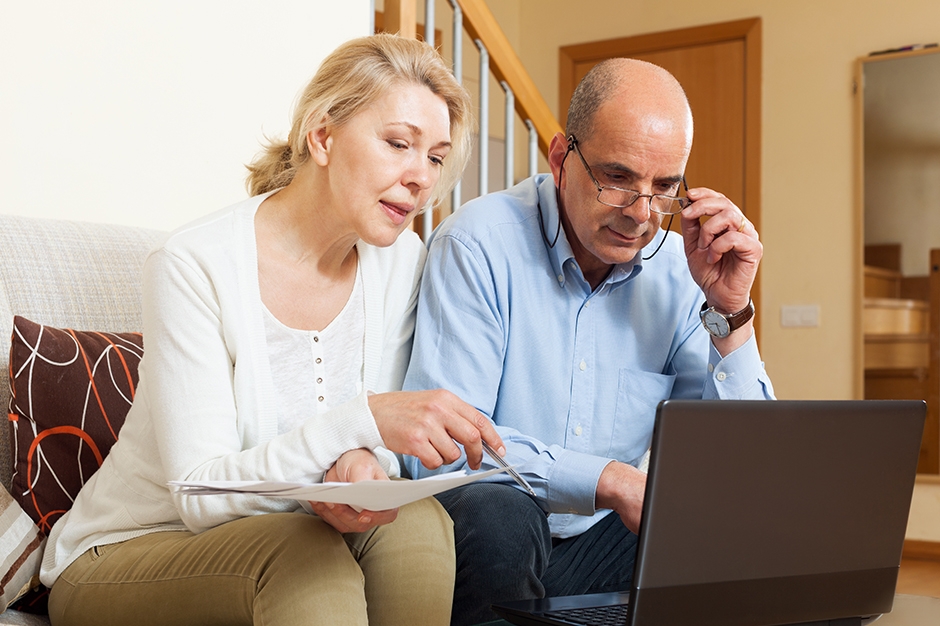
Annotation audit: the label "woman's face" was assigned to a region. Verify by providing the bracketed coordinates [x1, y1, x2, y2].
[317, 83, 452, 247]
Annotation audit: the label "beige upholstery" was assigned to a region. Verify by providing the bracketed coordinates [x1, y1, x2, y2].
[0, 214, 163, 489]
[0, 214, 163, 625]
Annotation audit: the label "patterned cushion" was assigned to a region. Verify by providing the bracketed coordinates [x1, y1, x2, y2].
[7, 316, 142, 536]
[0, 488, 43, 609]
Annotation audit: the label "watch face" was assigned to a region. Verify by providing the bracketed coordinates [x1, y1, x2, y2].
[703, 310, 730, 337]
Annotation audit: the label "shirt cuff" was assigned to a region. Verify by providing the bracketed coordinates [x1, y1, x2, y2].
[708, 332, 765, 398]
[373, 446, 401, 478]
[546, 449, 613, 515]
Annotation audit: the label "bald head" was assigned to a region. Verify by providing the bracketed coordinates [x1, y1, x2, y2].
[565, 58, 693, 148]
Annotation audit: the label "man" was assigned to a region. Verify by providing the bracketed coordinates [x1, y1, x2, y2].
[403, 58, 775, 625]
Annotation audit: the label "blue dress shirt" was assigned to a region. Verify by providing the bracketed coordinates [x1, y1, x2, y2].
[403, 175, 775, 538]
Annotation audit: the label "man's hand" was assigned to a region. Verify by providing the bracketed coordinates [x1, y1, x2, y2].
[369, 389, 505, 470]
[595, 461, 647, 535]
[308, 448, 398, 533]
[680, 187, 762, 354]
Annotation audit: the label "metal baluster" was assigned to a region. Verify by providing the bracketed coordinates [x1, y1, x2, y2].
[421, 0, 436, 240]
[501, 81, 514, 189]
[448, 0, 463, 215]
[475, 39, 489, 197]
[525, 119, 538, 177]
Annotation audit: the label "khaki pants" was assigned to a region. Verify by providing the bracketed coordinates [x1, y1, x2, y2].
[48, 498, 455, 626]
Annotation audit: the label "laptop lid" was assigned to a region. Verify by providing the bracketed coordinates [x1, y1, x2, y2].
[492, 400, 924, 626]
[628, 399, 924, 626]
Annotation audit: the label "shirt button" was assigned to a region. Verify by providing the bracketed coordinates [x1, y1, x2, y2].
[708, 363, 714, 373]
[313, 336, 319, 343]
[575, 426, 583, 436]
[316, 377, 323, 384]
[316, 358, 322, 364]
[716, 372, 727, 382]
[584, 300, 591, 308]
[318, 396, 325, 402]
[579, 360, 587, 371]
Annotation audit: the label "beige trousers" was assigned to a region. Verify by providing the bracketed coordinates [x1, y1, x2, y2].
[48, 498, 455, 626]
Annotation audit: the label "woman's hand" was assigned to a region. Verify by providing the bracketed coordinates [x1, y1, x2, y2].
[369, 389, 505, 470]
[308, 448, 398, 533]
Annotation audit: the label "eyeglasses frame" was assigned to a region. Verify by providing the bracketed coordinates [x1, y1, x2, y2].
[566, 134, 691, 215]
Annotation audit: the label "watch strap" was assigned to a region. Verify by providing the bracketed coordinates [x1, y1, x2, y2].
[701, 299, 755, 335]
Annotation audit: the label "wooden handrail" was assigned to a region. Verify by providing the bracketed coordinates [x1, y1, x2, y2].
[383, 0, 561, 157]
[454, 0, 562, 155]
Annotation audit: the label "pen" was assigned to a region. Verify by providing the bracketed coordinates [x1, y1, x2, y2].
[481, 440, 538, 498]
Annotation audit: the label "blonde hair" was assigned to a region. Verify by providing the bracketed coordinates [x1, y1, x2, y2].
[246, 34, 472, 209]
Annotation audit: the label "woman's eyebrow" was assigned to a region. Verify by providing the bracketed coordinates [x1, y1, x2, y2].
[387, 121, 452, 148]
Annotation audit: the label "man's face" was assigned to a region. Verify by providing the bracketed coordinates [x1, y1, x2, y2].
[551, 95, 692, 283]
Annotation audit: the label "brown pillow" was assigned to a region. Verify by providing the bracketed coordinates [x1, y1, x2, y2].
[7, 316, 143, 536]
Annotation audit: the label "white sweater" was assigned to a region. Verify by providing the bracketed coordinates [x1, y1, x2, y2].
[41, 193, 426, 585]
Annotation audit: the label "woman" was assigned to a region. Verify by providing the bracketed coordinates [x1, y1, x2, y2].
[41, 34, 502, 626]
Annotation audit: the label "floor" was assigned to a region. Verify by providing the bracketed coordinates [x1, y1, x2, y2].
[897, 557, 940, 598]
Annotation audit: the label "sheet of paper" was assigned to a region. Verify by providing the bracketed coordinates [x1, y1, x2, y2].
[168, 466, 510, 511]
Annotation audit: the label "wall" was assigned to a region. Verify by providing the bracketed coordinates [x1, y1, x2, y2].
[0, 0, 370, 232]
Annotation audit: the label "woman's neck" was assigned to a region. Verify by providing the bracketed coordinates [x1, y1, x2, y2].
[257, 170, 359, 278]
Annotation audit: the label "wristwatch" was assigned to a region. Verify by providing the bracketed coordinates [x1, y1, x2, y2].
[699, 299, 755, 338]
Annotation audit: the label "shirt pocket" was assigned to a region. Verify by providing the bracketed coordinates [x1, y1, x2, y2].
[608, 368, 677, 463]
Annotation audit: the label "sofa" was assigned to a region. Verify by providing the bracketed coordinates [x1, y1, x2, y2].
[0, 214, 164, 625]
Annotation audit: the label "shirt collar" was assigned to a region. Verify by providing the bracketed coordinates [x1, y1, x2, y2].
[536, 175, 645, 290]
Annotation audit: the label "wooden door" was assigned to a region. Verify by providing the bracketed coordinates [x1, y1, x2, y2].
[559, 19, 762, 332]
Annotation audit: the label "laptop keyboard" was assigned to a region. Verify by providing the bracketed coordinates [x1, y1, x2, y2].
[543, 604, 629, 626]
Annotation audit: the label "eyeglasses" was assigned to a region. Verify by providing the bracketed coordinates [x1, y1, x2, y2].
[567, 135, 690, 215]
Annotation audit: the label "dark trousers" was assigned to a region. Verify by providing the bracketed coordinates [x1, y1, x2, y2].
[436, 483, 639, 626]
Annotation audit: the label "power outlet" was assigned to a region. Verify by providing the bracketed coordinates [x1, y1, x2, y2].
[781, 305, 820, 328]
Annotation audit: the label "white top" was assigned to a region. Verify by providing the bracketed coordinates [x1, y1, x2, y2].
[264, 266, 365, 433]
[41, 192, 426, 586]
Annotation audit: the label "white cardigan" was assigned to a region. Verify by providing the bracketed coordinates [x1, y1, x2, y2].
[41, 193, 426, 585]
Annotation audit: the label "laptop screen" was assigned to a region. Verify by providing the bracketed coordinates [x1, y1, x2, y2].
[629, 399, 924, 626]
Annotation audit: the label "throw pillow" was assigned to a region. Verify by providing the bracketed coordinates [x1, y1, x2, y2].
[0, 487, 44, 608]
[7, 316, 143, 536]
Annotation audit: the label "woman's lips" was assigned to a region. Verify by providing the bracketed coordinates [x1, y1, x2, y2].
[380, 200, 413, 225]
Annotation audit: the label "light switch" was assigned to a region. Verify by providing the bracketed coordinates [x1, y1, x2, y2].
[781, 305, 820, 328]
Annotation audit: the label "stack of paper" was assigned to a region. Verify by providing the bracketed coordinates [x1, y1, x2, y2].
[169, 466, 509, 511]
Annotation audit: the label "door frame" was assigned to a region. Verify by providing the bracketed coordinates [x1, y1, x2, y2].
[559, 18, 762, 337]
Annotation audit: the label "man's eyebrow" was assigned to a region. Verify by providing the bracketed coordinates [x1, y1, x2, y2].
[388, 121, 452, 148]
[594, 162, 684, 187]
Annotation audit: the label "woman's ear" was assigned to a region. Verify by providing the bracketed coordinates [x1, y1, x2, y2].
[307, 117, 332, 167]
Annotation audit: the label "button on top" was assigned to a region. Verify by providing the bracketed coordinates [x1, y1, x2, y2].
[716, 372, 727, 382]
[313, 336, 319, 343]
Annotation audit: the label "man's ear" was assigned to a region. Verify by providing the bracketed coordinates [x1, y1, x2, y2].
[306, 117, 332, 167]
[548, 132, 570, 189]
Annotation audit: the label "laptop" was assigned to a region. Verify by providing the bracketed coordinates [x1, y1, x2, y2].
[492, 399, 925, 626]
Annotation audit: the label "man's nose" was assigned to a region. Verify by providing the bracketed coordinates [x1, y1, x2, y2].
[622, 194, 652, 223]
